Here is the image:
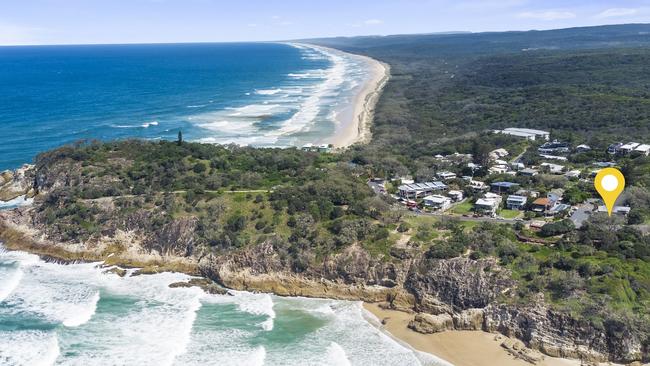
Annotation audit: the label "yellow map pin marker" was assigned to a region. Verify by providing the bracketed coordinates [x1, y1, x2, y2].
[594, 168, 625, 216]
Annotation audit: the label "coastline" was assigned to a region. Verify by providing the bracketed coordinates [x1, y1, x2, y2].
[301, 44, 390, 149]
[0, 213, 634, 366]
[362, 303, 618, 366]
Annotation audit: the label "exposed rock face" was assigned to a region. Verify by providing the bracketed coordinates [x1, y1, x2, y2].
[453, 308, 485, 330]
[0, 165, 35, 201]
[144, 217, 197, 257]
[484, 303, 646, 363]
[405, 257, 515, 310]
[198, 242, 416, 304]
[408, 313, 454, 333]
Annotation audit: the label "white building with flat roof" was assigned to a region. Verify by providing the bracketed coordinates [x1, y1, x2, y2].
[495, 128, 550, 141]
[634, 144, 650, 156]
[620, 142, 641, 154]
[423, 195, 452, 211]
[398, 181, 448, 199]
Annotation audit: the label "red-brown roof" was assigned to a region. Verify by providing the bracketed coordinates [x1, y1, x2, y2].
[532, 198, 550, 206]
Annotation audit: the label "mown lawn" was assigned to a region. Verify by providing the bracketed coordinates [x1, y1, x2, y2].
[451, 201, 473, 215]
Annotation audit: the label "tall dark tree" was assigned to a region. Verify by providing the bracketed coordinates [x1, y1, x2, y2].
[177, 130, 183, 146]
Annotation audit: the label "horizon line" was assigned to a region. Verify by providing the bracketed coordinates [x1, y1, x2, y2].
[0, 22, 648, 48]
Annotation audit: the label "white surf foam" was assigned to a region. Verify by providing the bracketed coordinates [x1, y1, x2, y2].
[141, 121, 159, 128]
[230, 291, 276, 331]
[0, 266, 24, 303]
[247, 346, 266, 366]
[0, 330, 60, 366]
[0, 196, 33, 210]
[273, 47, 346, 136]
[112, 121, 158, 129]
[255, 88, 283, 95]
[61, 290, 100, 327]
[288, 70, 327, 79]
[326, 342, 351, 366]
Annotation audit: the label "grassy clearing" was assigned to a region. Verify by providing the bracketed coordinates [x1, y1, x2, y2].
[499, 209, 522, 219]
[451, 201, 473, 215]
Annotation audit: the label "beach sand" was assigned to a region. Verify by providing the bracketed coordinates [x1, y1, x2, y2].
[363, 303, 590, 366]
[317, 48, 390, 148]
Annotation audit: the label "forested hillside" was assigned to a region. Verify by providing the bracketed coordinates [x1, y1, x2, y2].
[309, 24, 650, 164]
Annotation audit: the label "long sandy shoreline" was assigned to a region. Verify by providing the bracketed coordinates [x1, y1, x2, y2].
[301, 44, 390, 148]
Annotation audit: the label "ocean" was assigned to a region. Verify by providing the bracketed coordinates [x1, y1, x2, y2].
[0, 42, 444, 365]
[0, 247, 446, 366]
[0, 42, 370, 171]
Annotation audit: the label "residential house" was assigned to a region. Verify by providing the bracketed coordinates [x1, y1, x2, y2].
[549, 203, 571, 216]
[490, 148, 509, 160]
[607, 142, 623, 155]
[474, 197, 501, 216]
[538, 140, 570, 154]
[488, 165, 509, 175]
[575, 144, 591, 153]
[634, 144, 650, 156]
[469, 180, 488, 191]
[491, 181, 519, 194]
[597, 206, 631, 216]
[518, 168, 539, 177]
[318, 144, 332, 153]
[511, 162, 525, 171]
[398, 181, 448, 199]
[506, 195, 527, 210]
[530, 193, 561, 215]
[437, 171, 457, 181]
[447, 190, 464, 202]
[541, 163, 565, 175]
[565, 170, 581, 179]
[423, 195, 452, 211]
[516, 189, 540, 198]
[619, 142, 640, 154]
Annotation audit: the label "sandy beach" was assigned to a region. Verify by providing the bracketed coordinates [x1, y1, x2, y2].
[312, 46, 390, 148]
[363, 303, 600, 366]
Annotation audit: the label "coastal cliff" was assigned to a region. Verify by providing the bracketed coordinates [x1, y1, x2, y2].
[0, 142, 647, 364]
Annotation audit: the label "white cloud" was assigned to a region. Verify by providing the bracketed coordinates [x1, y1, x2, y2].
[517, 10, 576, 21]
[278, 21, 293, 26]
[594, 8, 638, 19]
[363, 19, 384, 25]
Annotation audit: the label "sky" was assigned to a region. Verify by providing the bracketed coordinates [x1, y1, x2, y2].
[1, 0, 649, 45]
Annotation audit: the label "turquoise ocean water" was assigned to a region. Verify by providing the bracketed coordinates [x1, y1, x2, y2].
[0, 248, 448, 365]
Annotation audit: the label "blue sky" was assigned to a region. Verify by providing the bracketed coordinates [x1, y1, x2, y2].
[1, 0, 649, 45]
